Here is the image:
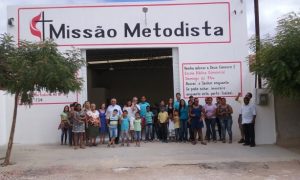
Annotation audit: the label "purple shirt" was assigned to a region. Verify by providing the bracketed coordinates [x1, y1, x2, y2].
[204, 104, 217, 118]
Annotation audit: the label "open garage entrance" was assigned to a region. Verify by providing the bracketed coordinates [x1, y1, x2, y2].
[86, 48, 174, 106]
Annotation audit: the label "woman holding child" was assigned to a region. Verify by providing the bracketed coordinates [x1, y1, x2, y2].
[88, 103, 100, 146]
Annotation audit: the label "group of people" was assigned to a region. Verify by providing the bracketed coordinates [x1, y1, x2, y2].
[58, 92, 257, 149]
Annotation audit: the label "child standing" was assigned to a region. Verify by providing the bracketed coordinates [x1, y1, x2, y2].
[134, 112, 142, 147]
[60, 105, 70, 145]
[158, 107, 169, 143]
[129, 116, 135, 143]
[173, 110, 180, 142]
[168, 113, 175, 142]
[145, 106, 154, 142]
[120, 110, 130, 147]
[107, 109, 120, 148]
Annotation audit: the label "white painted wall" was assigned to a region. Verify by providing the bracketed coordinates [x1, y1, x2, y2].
[0, 0, 276, 145]
[254, 89, 276, 144]
[0, 91, 7, 145]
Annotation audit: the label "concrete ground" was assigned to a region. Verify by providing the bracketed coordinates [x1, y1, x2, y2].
[0, 141, 300, 179]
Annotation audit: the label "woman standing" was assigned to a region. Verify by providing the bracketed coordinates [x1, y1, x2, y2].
[166, 98, 174, 115]
[217, 98, 233, 143]
[179, 99, 189, 142]
[189, 98, 207, 145]
[123, 100, 135, 142]
[88, 103, 100, 146]
[204, 97, 217, 142]
[72, 103, 86, 149]
[98, 103, 107, 144]
[68, 102, 77, 146]
[60, 105, 70, 145]
[83, 101, 91, 145]
[187, 100, 194, 142]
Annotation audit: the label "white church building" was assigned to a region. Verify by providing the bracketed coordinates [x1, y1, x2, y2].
[0, 0, 276, 145]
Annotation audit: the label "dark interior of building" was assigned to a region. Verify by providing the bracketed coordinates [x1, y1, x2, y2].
[86, 48, 174, 106]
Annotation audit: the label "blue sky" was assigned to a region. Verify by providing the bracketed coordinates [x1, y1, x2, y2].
[0, 0, 299, 37]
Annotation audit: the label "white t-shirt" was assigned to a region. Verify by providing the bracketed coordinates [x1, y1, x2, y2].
[91, 110, 99, 119]
[106, 104, 122, 119]
[240, 104, 256, 124]
[168, 118, 175, 131]
[132, 103, 140, 116]
[123, 106, 134, 119]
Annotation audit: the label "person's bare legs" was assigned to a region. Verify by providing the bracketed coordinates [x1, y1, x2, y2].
[80, 133, 85, 149]
[121, 133, 125, 146]
[192, 128, 198, 145]
[199, 129, 207, 145]
[130, 130, 135, 143]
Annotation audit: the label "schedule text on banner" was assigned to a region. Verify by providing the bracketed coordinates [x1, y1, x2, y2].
[182, 62, 242, 98]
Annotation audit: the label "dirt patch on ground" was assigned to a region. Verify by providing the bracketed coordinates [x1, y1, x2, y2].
[1, 161, 300, 180]
[1, 143, 300, 179]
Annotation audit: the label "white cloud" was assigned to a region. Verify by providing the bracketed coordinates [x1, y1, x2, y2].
[245, 0, 300, 38]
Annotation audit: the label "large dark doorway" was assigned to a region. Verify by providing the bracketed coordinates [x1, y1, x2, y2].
[86, 48, 174, 106]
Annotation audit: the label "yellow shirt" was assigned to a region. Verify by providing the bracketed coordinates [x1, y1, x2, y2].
[158, 111, 168, 123]
[174, 115, 180, 128]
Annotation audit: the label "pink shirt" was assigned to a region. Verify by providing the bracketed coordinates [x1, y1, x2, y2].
[204, 104, 217, 118]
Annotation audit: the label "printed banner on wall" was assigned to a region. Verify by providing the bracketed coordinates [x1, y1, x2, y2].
[30, 91, 79, 105]
[18, 2, 231, 46]
[182, 62, 242, 98]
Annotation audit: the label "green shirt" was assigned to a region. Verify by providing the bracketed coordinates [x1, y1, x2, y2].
[134, 118, 142, 131]
[145, 111, 154, 124]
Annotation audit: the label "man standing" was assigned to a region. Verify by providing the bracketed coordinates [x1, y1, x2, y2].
[106, 98, 122, 144]
[236, 92, 253, 143]
[139, 96, 150, 141]
[174, 93, 181, 110]
[239, 97, 256, 147]
[132, 96, 141, 115]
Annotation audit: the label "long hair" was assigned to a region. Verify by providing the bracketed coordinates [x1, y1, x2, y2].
[178, 99, 186, 116]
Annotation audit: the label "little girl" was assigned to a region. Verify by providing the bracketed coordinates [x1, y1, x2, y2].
[168, 113, 175, 141]
[134, 112, 142, 147]
[60, 105, 70, 145]
[173, 110, 180, 142]
[129, 116, 135, 143]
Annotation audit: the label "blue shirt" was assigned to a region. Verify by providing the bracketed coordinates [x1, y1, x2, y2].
[179, 105, 189, 120]
[145, 111, 154, 124]
[121, 117, 130, 131]
[139, 102, 150, 117]
[174, 100, 180, 110]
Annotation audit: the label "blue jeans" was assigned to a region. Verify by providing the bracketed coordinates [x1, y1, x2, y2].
[61, 128, 68, 144]
[68, 127, 73, 145]
[220, 117, 233, 140]
[205, 118, 216, 141]
[145, 124, 153, 140]
[175, 128, 180, 140]
[180, 119, 188, 141]
[135, 131, 141, 141]
[109, 126, 118, 138]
